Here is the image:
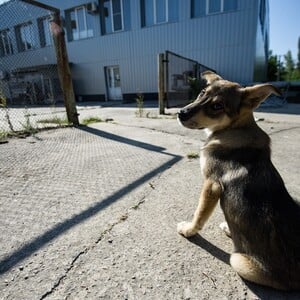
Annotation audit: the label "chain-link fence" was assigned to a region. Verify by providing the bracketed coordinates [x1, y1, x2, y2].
[165, 51, 215, 108]
[0, 0, 71, 140]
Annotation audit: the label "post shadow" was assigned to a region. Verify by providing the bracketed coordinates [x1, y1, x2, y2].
[79, 125, 167, 154]
[0, 127, 182, 274]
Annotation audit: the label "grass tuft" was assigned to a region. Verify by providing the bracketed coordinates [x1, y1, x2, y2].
[81, 117, 103, 125]
[81, 116, 103, 125]
[187, 151, 199, 159]
[37, 116, 69, 126]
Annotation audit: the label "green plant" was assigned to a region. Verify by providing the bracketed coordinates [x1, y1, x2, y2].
[0, 130, 8, 141]
[37, 116, 69, 126]
[187, 151, 199, 159]
[81, 116, 103, 125]
[188, 77, 207, 101]
[20, 108, 38, 135]
[0, 93, 15, 132]
[0, 93, 6, 107]
[135, 92, 144, 118]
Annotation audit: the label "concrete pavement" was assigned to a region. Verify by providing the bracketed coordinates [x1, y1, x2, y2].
[0, 103, 299, 299]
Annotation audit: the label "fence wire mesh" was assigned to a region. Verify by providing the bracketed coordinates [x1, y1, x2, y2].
[0, 0, 67, 140]
[165, 51, 215, 108]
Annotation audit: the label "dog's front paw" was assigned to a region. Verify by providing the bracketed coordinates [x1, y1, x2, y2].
[177, 221, 199, 237]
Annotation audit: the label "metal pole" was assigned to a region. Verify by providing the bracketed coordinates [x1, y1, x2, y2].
[158, 53, 165, 115]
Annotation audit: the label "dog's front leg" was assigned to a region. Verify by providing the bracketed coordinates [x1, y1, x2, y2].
[177, 179, 221, 237]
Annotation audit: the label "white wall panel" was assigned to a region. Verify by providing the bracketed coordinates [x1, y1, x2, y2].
[1, 0, 267, 98]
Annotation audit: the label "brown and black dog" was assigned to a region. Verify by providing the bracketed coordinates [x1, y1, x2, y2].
[177, 71, 300, 290]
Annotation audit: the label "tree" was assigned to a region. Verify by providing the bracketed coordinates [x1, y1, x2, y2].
[284, 50, 295, 81]
[297, 36, 300, 71]
[267, 50, 284, 81]
[268, 44, 300, 82]
[283, 48, 300, 81]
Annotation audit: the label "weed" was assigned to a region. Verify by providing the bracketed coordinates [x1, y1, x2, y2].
[0, 94, 7, 107]
[0, 130, 8, 141]
[0, 93, 14, 132]
[37, 116, 69, 126]
[135, 92, 144, 117]
[20, 108, 38, 135]
[187, 151, 199, 159]
[81, 116, 103, 125]
[188, 77, 206, 101]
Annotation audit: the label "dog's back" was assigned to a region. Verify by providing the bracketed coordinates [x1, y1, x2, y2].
[203, 126, 300, 290]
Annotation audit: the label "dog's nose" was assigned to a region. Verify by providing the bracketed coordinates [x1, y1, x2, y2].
[178, 108, 190, 122]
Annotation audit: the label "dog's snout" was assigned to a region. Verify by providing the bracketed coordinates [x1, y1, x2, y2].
[178, 108, 190, 122]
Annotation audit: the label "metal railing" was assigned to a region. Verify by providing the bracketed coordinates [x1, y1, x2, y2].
[158, 50, 215, 111]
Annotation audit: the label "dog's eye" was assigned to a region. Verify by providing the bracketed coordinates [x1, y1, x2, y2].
[211, 102, 224, 111]
[199, 88, 206, 97]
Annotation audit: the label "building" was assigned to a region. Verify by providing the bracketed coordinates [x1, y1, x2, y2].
[0, 0, 269, 103]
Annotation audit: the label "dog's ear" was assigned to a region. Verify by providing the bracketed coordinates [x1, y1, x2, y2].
[240, 84, 282, 109]
[201, 71, 223, 85]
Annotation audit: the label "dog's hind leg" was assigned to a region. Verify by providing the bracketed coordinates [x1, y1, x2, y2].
[230, 253, 287, 290]
[177, 179, 221, 237]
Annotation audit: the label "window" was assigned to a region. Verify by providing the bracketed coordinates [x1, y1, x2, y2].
[224, 0, 238, 11]
[112, 0, 123, 31]
[209, 0, 221, 14]
[38, 17, 52, 47]
[191, 0, 237, 18]
[155, 0, 167, 23]
[100, 0, 131, 34]
[66, 6, 94, 41]
[15, 22, 37, 52]
[103, 0, 124, 32]
[0, 29, 14, 57]
[141, 0, 179, 27]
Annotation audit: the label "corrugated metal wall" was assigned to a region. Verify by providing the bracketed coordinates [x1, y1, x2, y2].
[1, 0, 267, 100]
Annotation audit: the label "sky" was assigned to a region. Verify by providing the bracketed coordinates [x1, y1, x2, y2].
[269, 0, 300, 60]
[0, 0, 299, 60]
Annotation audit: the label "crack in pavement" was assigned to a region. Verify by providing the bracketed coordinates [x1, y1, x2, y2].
[39, 181, 159, 299]
[267, 126, 300, 136]
[40, 249, 87, 300]
[39, 214, 129, 299]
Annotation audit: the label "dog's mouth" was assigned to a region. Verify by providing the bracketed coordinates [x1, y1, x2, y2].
[177, 108, 196, 123]
[177, 114, 203, 130]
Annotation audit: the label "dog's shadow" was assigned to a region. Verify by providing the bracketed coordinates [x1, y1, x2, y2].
[187, 234, 230, 265]
[187, 234, 300, 299]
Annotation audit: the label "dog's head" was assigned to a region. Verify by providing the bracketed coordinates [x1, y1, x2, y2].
[178, 71, 281, 132]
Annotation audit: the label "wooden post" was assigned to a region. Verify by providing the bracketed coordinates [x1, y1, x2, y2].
[158, 53, 165, 115]
[50, 12, 79, 125]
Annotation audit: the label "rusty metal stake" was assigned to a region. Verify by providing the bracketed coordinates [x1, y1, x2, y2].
[21, 0, 79, 125]
[50, 12, 79, 126]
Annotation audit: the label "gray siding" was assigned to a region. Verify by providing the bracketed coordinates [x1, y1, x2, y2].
[0, 0, 268, 100]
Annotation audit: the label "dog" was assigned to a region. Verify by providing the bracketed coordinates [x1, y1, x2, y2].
[177, 71, 300, 290]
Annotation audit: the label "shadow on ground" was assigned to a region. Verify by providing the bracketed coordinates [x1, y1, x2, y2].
[189, 234, 300, 299]
[0, 126, 182, 275]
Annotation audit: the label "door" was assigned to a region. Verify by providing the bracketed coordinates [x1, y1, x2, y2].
[105, 66, 122, 100]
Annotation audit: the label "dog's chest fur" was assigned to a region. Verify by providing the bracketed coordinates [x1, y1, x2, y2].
[199, 152, 207, 175]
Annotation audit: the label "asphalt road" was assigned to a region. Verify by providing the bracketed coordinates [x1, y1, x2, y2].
[0, 103, 299, 299]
